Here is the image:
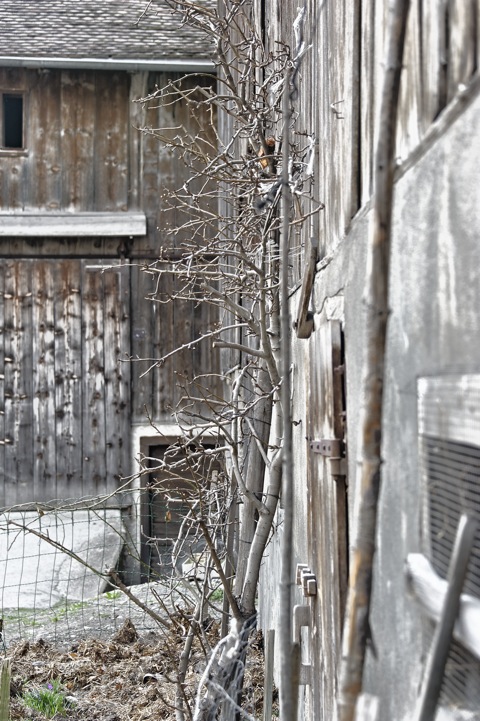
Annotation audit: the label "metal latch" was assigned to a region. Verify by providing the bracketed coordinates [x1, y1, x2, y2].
[293, 605, 312, 685]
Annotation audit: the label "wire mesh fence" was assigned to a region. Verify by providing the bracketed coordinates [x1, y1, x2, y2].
[0, 491, 226, 649]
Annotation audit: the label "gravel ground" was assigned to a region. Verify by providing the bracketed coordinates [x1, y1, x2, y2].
[3, 579, 208, 649]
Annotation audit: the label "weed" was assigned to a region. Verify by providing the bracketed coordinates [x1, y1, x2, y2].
[22, 679, 74, 718]
[209, 588, 224, 602]
[104, 590, 121, 600]
[51, 600, 87, 623]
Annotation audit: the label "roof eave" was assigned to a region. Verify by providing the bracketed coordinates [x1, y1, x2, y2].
[0, 56, 215, 72]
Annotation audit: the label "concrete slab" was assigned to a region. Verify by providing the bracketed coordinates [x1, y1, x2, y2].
[0, 510, 125, 609]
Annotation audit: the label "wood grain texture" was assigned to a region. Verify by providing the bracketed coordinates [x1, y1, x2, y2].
[3, 261, 34, 505]
[29, 69, 62, 210]
[54, 261, 83, 500]
[93, 72, 129, 212]
[60, 71, 96, 210]
[103, 264, 131, 488]
[307, 316, 347, 721]
[32, 262, 56, 501]
[82, 263, 107, 494]
[0, 260, 132, 504]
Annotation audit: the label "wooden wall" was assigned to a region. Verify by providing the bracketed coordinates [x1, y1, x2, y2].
[258, 0, 480, 273]
[249, 1, 480, 718]
[0, 65, 220, 507]
[0, 67, 216, 246]
[0, 68, 130, 212]
[0, 259, 130, 506]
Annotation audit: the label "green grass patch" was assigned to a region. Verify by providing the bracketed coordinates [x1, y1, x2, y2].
[104, 590, 122, 600]
[209, 587, 224, 602]
[22, 679, 74, 718]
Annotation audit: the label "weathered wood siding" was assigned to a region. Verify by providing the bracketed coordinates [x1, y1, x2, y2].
[251, 1, 480, 719]
[0, 65, 220, 431]
[0, 68, 215, 241]
[0, 259, 130, 506]
[258, 0, 480, 272]
[0, 68, 130, 212]
[129, 262, 220, 421]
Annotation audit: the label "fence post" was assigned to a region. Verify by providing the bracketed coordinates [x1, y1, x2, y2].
[0, 658, 11, 721]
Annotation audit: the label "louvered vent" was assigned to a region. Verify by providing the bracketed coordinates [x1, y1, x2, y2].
[418, 376, 480, 712]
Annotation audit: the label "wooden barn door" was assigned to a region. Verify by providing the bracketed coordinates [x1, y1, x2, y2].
[0, 259, 130, 506]
[306, 313, 348, 721]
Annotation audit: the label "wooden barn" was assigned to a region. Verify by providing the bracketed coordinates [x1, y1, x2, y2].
[0, 1, 217, 581]
[248, 2, 480, 720]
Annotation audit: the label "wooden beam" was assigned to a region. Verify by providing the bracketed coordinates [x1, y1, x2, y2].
[0, 212, 146, 237]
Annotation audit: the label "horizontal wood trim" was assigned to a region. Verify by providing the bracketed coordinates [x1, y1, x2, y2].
[0, 212, 146, 237]
[418, 375, 480, 448]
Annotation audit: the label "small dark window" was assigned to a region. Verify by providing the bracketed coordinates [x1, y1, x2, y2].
[3, 94, 23, 149]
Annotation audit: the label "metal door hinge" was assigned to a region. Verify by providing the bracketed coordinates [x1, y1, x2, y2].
[310, 438, 346, 477]
[310, 439, 342, 457]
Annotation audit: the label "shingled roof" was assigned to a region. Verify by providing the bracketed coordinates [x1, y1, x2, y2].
[0, 0, 214, 67]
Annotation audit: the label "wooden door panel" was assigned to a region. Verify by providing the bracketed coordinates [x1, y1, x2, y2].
[0, 259, 131, 505]
[307, 315, 348, 721]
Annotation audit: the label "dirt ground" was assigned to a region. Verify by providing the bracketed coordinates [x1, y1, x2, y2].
[6, 599, 266, 721]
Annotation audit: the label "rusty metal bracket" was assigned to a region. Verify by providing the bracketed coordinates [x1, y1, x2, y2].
[294, 238, 318, 339]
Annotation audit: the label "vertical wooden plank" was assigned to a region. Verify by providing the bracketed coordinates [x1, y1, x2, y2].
[94, 72, 129, 212]
[157, 71, 180, 250]
[263, 629, 275, 721]
[317, 1, 331, 257]
[152, 273, 169, 416]
[360, 0, 376, 204]
[371, 0, 389, 184]
[17, 265, 34, 503]
[3, 261, 33, 506]
[0, 154, 27, 211]
[173, 292, 195, 412]
[4, 262, 20, 504]
[60, 71, 96, 210]
[447, 0, 478, 101]
[192, 276, 220, 411]
[128, 72, 149, 210]
[141, 74, 162, 249]
[28, 69, 62, 210]
[420, 1, 447, 125]
[0, 265, 5, 507]
[130, 262, 155, 421]
[103, 264, 131, 491]
[82, 263, 107, 496]
[0, 658, 11, 721]
[396, 0, 423, 160]
[32, 262, 57, 502]
[54, 260, 83, 500]
[345, 0, 361, 221]
[307, 314, 347, 720]
[323, 0, 360, 247]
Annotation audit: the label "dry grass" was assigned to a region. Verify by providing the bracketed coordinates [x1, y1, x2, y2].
[8, 617, 267, 721]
